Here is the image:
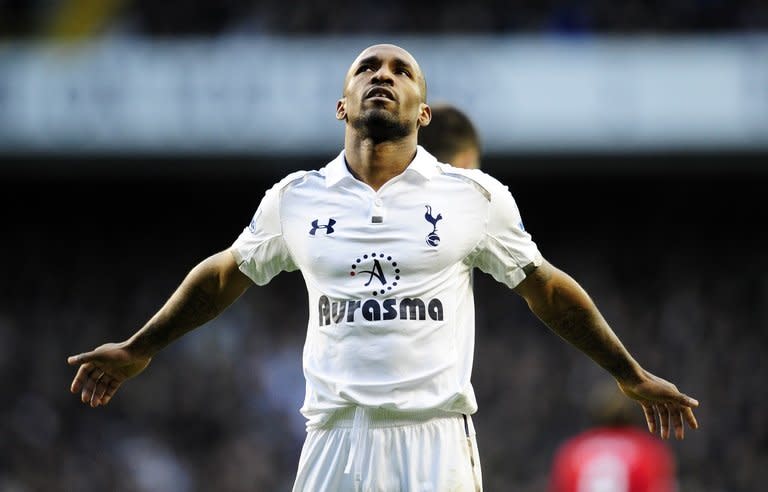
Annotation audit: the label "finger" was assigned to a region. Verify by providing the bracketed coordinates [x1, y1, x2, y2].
[674, 392, 699, 408]
[90, 375, 109, 407]
[91, 374, 119, 407]
[656, 404, 670, 440]
[99, 380, 122, 406]
[90, 372, 108, 408]
[671, 407, 685, 440]
[80, 367, 102, 404]
[683, 406, 698, 430]
[68, 351, 98, 366]
[70, 362, 94, 393]
[641, 403, 656, 434]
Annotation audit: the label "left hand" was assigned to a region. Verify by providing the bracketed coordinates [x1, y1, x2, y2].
[618, 369, 699, 440]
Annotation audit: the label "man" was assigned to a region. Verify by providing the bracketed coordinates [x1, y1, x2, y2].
[418, 103, 481, 169]
[548, 382, 677, 492]
[68, 44, 699, 491]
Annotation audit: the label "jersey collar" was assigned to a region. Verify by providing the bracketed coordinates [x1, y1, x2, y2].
[324, 145, 439, 188]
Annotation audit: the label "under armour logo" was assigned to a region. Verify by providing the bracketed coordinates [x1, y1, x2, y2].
[424, 205, 443, 247]
[309, 218, 336, 235]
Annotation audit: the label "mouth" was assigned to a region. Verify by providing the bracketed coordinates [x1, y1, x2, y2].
[364, 86, 396, 101]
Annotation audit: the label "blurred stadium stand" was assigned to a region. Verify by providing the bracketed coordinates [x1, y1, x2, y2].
[1, 36, 767, 164]
[2, 0, 767, 36]
[1, 1, 766, 491]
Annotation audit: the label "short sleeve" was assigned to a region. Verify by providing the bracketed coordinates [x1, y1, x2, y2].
[469, 175, 542, 289]
[230, 181, 298, 285]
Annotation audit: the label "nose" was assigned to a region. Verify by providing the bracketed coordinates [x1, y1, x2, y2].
[371, 65, 394, 85]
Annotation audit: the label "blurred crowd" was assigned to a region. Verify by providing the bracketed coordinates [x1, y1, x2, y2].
[1, 193, 765, 490]
[2, 0, 767, 38]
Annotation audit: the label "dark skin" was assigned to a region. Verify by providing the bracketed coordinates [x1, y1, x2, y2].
[513, 260, 698, 439]
[336, 44, 431, 191]
[68, 44, 698, 440]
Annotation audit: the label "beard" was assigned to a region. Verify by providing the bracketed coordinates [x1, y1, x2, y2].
[351, 108, 411, 143]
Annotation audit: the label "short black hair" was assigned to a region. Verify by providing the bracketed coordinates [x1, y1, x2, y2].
[418, 103, 480, 164]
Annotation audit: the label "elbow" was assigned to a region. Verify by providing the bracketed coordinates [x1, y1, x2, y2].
[529, 277, 583, 323]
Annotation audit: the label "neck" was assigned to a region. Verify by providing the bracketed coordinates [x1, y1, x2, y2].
[344, 129, 418, 191]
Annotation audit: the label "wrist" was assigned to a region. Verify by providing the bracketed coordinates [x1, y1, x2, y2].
[124, 334, 159, 359]
[612, 361, 645, 387]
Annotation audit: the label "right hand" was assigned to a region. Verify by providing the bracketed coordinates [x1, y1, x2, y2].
[67, 342, 151, 408]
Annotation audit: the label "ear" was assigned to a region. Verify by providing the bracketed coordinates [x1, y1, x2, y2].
[417, 103, 431, 128]
[336, 98, 347, 121]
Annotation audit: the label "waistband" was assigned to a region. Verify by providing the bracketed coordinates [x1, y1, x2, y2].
[322, 406, 463, 429]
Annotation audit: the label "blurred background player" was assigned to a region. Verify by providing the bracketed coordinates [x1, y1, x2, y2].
[548, 381, 677, 492]
[418, 103, 481, 170]
[421, 102, 680, 492]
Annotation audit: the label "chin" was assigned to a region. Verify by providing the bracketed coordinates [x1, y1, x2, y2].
[362, 106, 397, 121]
[349, 107, 410, 142]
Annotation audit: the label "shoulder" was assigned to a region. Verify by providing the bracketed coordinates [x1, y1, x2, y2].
[270, 151, 348, 194]
[433, 166, 529, 232]
[435, 164, 505, 203]
[263, 169, 330, 203]
[256, 170, 320, 218]
[270, 170, 315, 192]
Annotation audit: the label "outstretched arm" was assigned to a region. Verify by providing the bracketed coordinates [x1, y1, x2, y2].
[67, 249, 251, 408]
[513, 259, 699, 439]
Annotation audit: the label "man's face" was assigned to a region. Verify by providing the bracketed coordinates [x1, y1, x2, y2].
[337, 44, 431, 142]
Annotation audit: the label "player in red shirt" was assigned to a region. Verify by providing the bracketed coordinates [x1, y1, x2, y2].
[549, 383, 677, 492]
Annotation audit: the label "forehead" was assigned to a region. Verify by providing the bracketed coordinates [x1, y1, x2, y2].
[349, 44, 421, 73]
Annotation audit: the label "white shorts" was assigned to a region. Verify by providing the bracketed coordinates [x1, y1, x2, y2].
[292, 407, 483, 492]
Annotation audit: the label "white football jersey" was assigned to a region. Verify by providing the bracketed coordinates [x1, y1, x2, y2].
[231, 146, 542, 428]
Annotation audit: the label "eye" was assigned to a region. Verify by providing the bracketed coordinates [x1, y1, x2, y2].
[356, 65, 373, 74]
[396, 68, 411, 77]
